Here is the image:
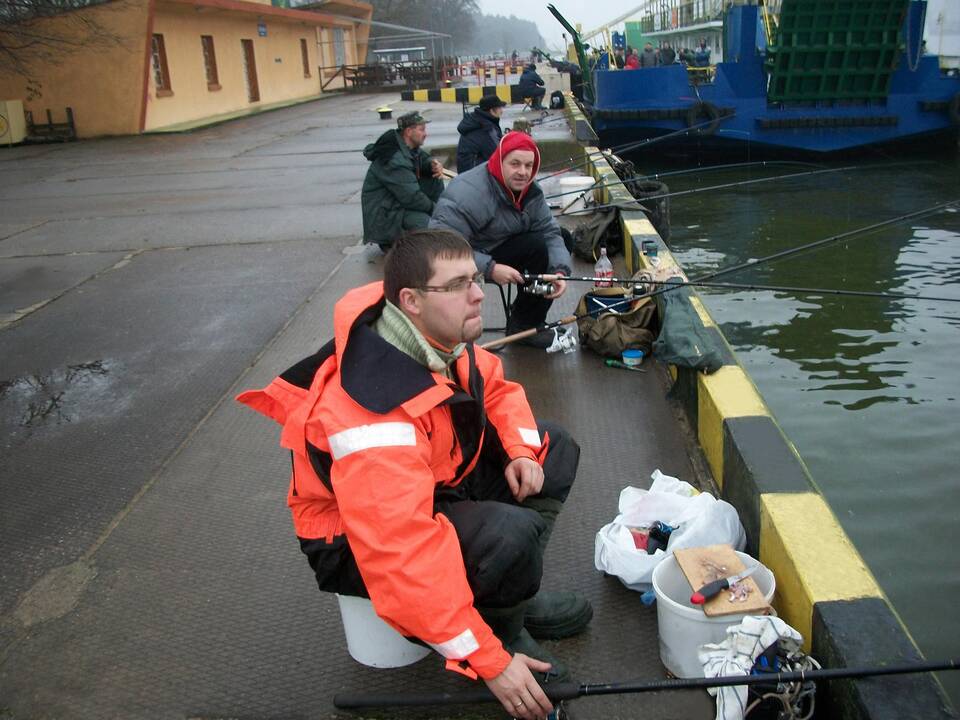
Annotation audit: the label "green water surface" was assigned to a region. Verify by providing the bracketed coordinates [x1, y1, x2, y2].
[647, 145, 960, 708]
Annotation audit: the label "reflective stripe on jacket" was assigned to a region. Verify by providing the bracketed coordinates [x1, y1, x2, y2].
[237, 281, 545, 679]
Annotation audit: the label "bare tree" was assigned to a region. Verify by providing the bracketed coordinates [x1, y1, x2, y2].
[368, 0, 478, 53]
[0, 0, 129, 79]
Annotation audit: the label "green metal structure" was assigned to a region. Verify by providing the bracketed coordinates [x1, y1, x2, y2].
[548, 3, 595, 104]
[765, 0, 908, 103]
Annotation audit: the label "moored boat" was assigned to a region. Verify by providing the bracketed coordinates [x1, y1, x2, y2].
[555, 0, 960, 155]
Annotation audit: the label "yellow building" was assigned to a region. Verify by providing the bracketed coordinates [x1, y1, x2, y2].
[0, 0, 372, 138]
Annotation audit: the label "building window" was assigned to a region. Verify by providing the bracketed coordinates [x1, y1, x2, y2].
[201, 35, 221, 90]
[333, 27, 345, 67]
[151, 33, 173, 96]
[300, 38, 311, 77]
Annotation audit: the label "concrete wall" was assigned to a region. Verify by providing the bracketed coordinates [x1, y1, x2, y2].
[0, 0, 150, 138]
[145, 2, 321, 130]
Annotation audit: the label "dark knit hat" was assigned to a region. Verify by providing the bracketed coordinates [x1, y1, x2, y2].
[397, 111, 429, 130]
[478, 95, 507, 111]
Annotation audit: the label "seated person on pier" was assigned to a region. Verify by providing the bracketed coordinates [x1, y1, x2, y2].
[361, 111, 444, 251]
[429, 132, 572, 348]
[517, 63, 547, 110]
[237, 229, 590, 720]
[456, 95, 506, 173]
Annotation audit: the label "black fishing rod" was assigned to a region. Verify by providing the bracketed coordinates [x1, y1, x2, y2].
[333, 657, 960, 709]
[482, 199, 960, 350]
[537, 115, 734, 180]
[639, 159, 826, 180]
[556, 164, 868, 214]
[527, 274, 960, 305]
[691, 198, 960, 286]
[544, 163, 860, 203]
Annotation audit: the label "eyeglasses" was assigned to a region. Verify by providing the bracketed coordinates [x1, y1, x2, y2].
[416, 272, 485, 294]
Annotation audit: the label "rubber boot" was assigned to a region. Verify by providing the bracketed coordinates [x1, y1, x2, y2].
[480, 603, 570, 683]
[521, 497, 594, 640]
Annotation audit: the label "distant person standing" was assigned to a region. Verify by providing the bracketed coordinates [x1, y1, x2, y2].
[613, 47, 625, 69]
[517, 63, 546, 110]
[660, 42, 676, 65]
[361, 111, 444, 251]
[624, 46, 640, 69]
[456, 95, 506, 173]
[694, 38, 711, 67]
[640, 42, 658, 68]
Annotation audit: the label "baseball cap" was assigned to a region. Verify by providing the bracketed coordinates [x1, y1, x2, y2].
[397, 111, 429, 130]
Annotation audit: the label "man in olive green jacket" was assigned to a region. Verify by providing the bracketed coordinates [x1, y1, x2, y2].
[361, 111, 445, 250]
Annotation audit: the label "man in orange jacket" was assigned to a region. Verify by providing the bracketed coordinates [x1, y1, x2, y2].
[237, 229, 589, 720]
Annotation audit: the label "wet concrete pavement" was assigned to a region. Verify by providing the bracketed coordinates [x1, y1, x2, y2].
[0, 93, 713, 719]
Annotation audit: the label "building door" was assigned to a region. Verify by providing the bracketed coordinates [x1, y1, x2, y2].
[241, 39, 260, 102]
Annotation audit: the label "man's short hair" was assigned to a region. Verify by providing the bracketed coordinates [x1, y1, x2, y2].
[383, 229, 474, 305]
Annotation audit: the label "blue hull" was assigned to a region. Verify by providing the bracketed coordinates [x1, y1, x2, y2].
[591, 57, 960, 155]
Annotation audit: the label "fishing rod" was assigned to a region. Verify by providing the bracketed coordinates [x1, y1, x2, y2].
[689, 198, 960, 286]
[481, 199, 960, 350]
[537, 115, 735, 180]
[543, 163, 860, 203]
[333, 656, 960, 709]
[639, 159, 826, 180]
[528, 274, 960, 305]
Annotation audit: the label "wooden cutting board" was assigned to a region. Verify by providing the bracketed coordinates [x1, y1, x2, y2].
[673, 544, 771, 617]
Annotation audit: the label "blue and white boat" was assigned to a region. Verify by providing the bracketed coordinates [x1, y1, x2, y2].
[557, 0, 960, 155]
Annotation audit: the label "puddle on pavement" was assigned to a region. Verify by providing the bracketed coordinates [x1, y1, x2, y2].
[0, 360, 115, 427]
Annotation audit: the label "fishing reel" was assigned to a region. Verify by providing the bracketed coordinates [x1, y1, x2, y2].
[523, 279, 556, 296]
[546, 327, 579, 355]
[630, 271, 655, 296]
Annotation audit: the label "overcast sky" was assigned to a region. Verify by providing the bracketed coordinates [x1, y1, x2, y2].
[476, 0, 643, 51]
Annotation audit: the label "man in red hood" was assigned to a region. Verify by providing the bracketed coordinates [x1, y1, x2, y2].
[429, 131, 573, 348]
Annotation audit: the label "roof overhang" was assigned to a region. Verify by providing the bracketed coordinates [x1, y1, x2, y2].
[158, 0, 357, 27]
[294, 0, 372, 19]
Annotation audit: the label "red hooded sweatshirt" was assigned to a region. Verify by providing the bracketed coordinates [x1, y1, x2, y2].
[486, 131, 540, 210]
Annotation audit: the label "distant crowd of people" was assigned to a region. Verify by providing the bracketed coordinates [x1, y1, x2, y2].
[601, 37, 712, 70]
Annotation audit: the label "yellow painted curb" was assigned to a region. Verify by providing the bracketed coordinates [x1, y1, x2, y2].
[760, 493, 883, 649]
[698, 365, 768, 485]
[495, 85, 511, 103]
[467, 86, 483, 103]
[439, 87, 457, 103]
[412, 89, 428, 102]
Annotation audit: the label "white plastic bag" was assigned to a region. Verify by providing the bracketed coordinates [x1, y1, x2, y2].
[594, 469, 746, 591]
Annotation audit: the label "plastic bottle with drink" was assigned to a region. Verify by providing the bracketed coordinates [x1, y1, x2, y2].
[594, 246, 614, 287]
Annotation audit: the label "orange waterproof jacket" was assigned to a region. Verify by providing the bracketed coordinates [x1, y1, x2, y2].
[236, 282, 547, 680]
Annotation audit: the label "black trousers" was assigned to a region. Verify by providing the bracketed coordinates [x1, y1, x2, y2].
[300, 420, 579, 608]
[489, 230, 553, 328]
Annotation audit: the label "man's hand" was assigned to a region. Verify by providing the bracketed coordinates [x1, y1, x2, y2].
[430, 159, 444, 179]
[484, 654, 554, 720]
[505, 457, 544, 503]
[490, 263, 525, 286]
[545, 274, 566, 300]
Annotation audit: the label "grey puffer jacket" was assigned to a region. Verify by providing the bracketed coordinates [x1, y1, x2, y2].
[428, 164, 572, 277]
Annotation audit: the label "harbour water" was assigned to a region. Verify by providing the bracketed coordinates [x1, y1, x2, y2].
[638, 143, 960, 707]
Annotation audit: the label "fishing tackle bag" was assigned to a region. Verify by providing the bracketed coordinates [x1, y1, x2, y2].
[571, 208, 622, 261]
[575, 286, 657, 358]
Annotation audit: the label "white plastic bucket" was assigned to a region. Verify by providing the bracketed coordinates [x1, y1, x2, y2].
[556, 176, 597, 213]
[336, 594, 431, 668]
[651, 552, 775, 678]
